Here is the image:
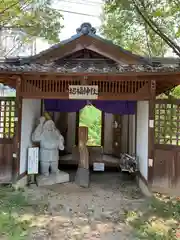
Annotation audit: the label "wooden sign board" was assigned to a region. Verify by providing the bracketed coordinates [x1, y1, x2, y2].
[69, 85, 98, 99]
[27, 147, 39, 175]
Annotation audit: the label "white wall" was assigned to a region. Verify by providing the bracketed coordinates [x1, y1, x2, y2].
[20, 99, 41, 174]
[136, 101, 149, 180]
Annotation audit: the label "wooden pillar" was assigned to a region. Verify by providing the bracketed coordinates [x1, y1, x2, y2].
[12, 76, 22, 181]
[148, 79, 156, 184]
[121, 115, 128, 153]
[78, 126, 89, 169]
[75, 126, 89, 187]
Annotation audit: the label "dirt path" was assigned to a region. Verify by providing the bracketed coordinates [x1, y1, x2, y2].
[24, 173, 145, 240]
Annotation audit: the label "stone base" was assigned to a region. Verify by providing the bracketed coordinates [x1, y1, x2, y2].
[13, 175, 28, 189]
[36, 171, 69, 186]
[75, 167, 89, 188]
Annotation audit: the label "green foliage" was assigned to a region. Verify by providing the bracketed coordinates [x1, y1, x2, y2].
[79, 105, 102, 146]
[171, 86, 180, 99]
[101, 0, 180, 57]
[0, 186, 31, 240]
[0, 0, 63, 56]
[125, 194, 180, 239]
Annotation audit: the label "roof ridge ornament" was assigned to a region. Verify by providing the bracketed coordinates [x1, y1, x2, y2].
[76, 23, 96, 35]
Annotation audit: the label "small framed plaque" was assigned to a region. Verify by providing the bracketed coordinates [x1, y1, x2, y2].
[27, 147, 39, 175]
[93, 162, 105, 171]
[149, 120, 154, 128]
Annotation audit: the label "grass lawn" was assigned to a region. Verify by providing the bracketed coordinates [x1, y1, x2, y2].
[0, 186, 31, 240]
[0, 186, 47, 240]
[125, 193, 180, 239]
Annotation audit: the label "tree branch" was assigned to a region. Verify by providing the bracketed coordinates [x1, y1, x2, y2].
[132, 0, 180, 57]
[173, 0, 180, 8]
[140, 0, 152, 57]
[0, 0, 22, 15]
[138, 0, 180, 51]
[2, 25, 34, 29]
[0, 0, 33, 27]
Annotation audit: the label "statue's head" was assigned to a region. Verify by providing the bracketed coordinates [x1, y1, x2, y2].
[43, 120, 65, 151]
[43, 120, 56, 132]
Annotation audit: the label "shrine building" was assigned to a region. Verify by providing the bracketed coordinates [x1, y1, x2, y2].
[0, 23, 180, 195]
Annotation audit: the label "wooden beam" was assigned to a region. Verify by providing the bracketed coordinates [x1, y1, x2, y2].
[0, 76, 16, 88]
[0, 71, 180, 78]
[0, 71, 179, 97]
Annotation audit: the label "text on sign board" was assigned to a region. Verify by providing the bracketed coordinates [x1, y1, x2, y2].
[69, 85, 98, 99]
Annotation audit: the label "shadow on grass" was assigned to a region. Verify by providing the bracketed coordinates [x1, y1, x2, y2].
[0, 185, 47, 240]
[125, 194, 180, 240]
[0, 173, 145, 240]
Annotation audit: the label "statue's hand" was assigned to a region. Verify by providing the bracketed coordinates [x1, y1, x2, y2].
[39, 116, 46, 125]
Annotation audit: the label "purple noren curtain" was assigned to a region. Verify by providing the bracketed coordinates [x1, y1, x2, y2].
[44, 99, 136, 115]
[44, 99, 86, 112]
[91, 100, 136, 115]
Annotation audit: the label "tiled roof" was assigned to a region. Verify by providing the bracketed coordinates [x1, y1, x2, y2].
[0, 23, 180, 74]
[0, 60, 180, 73]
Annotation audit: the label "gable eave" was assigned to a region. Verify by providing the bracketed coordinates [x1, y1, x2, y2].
[24, 35, 148, 65]
[21, 32, 84, 64]
[87, 32, 149, 64]
[19, 23, 150, 65]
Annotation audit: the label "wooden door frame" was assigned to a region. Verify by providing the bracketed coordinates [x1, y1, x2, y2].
[148, 80, 156, 184]
[151, 98, 180, 191]
[0, 97, 16, 183]
[13, 77, 23, 181]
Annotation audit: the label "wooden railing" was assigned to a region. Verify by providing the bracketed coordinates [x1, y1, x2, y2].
[90, 79, 148, 94]
[21, 76, 81, 98]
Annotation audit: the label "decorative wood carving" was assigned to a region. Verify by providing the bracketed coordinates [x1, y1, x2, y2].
[151, 80, 156, 90]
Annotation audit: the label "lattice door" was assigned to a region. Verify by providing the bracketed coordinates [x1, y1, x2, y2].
[0, 98, 16, 183]
[155, 101, 180, 145]
[153, 100, 180, 190]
